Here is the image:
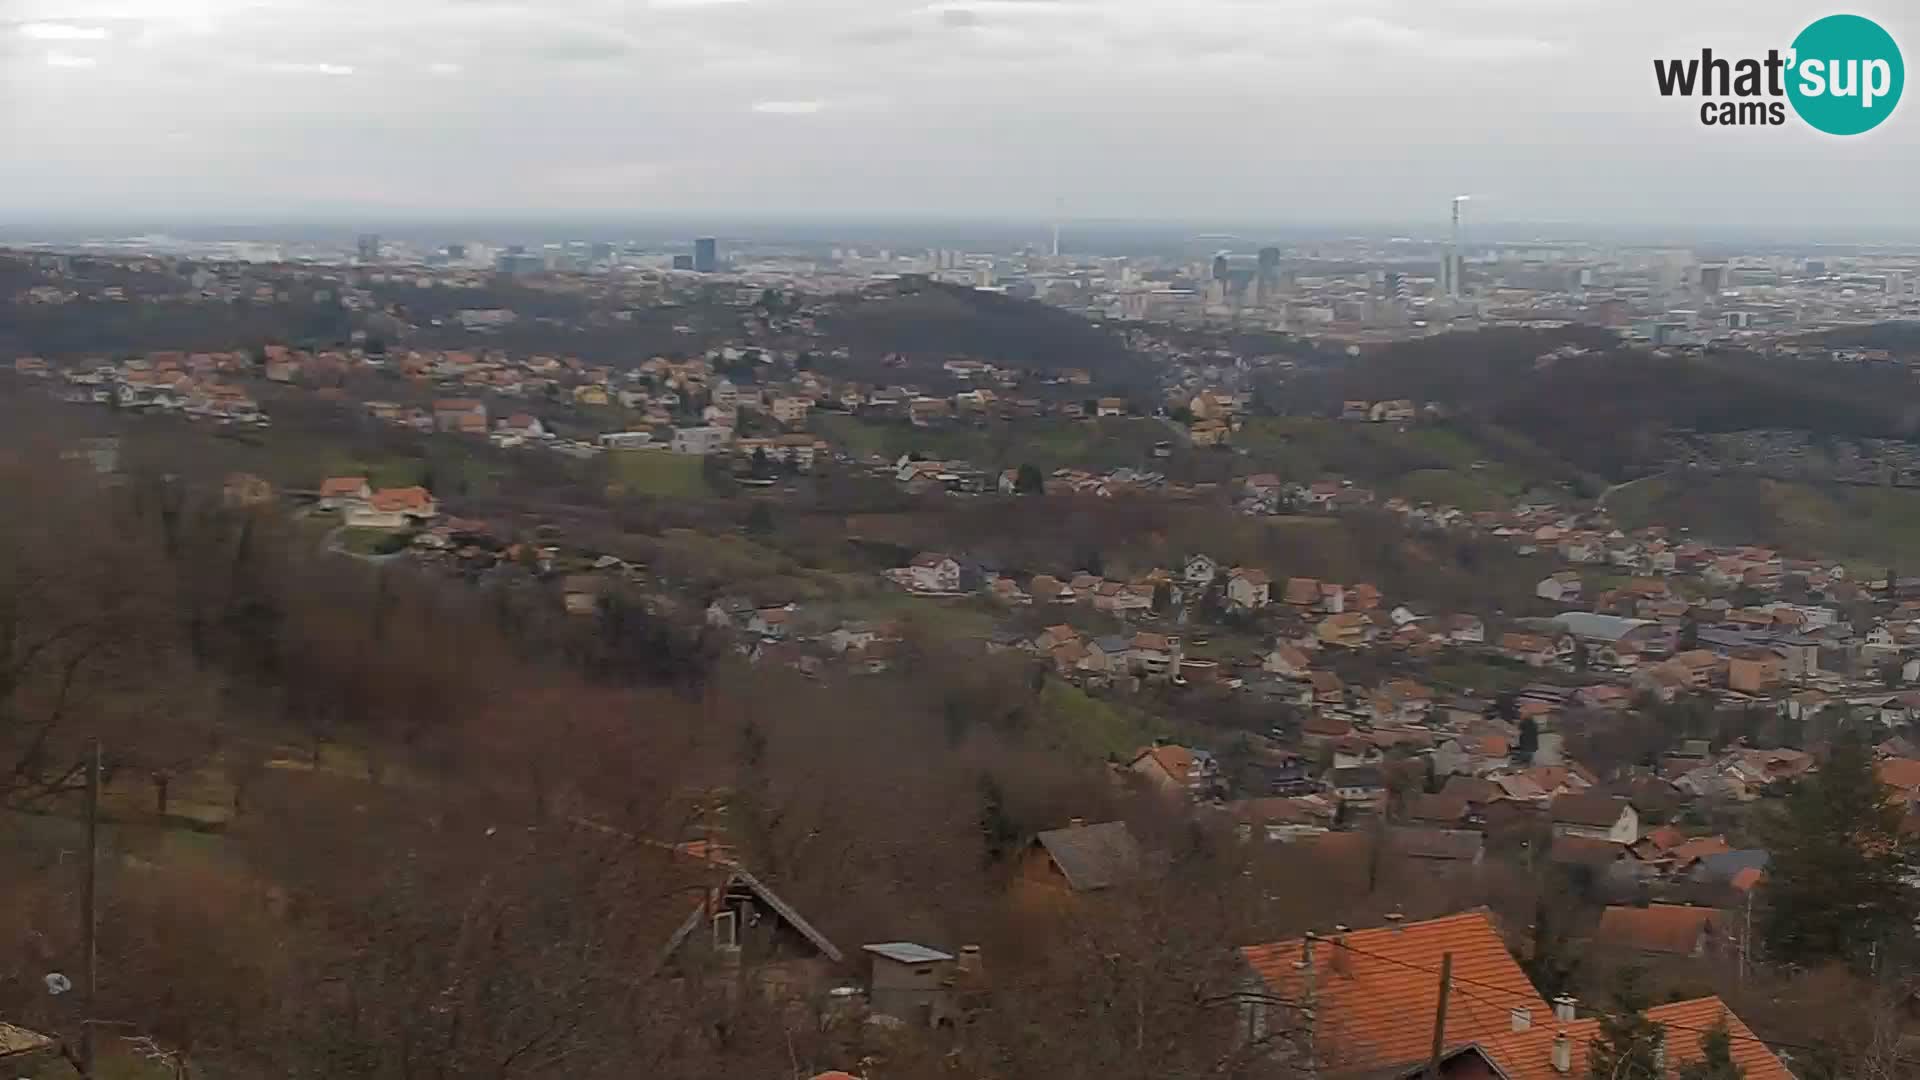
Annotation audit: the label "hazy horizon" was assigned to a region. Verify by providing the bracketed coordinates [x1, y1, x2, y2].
[4, 0, 1918, 228]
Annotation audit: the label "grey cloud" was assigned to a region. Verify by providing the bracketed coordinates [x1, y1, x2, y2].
[0, 0, 1915, 226]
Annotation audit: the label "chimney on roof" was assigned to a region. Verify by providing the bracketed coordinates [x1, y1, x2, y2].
[957, 944, 982, 977]
[1068, 817, 1085, 828]
[1511, 1007, 1532, 1033]
[1384, 913, 1404, 932]
[1551, 1031, 1571, 1074]
[1553, 995, 1577, 1022]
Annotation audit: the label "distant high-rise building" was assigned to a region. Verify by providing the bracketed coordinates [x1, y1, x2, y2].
[1383, 271, 1408, 301]
[444, 243, 468, 261]
[1438, 253, 1465, 299]
[1256, 247, 1282, 302]
[671, 254, 695, 271]
[1698, 263, 1726, 295]
[357, 234, 381, 263]
[1805, 259, 1827, 276]
[590, 242, 614, 264]
[694, 237, 719, 273]
[1212, 253, 1230, 281]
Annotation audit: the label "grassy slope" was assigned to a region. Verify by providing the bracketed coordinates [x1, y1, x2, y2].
[606, 449, 709, 498]
[814, 414, 1168, 472]
[1233, 418, 1583, 508]
[1608, 472, 1920, 571]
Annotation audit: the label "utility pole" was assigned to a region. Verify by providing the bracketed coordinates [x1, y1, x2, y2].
[79, 739, 100, 1080]
[1425, 952, 1453, 1080]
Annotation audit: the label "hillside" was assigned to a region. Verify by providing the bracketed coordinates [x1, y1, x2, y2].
[816, 280, 1150, 388]
[1283, 329, 1920, 481]
[1607, 471, 1920, 571]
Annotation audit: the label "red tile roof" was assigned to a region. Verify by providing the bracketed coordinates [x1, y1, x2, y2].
[1242, 911, 1790, 1078]
[369, 486, 434, 513]
[1242, 911, 1547, 1075]
[1592, 904, 1722, 956]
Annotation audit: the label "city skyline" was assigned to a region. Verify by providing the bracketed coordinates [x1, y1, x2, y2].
[3, 0, 1919, 226]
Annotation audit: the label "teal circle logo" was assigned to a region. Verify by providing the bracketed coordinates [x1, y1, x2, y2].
[1787, 14, 1903, 135]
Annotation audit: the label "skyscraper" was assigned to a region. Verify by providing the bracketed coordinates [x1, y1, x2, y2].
[1257, 246, 1281, 302]
[1212, 253, 1230, 281]
[357, 234, 381, 263]
[1438, 253, 1464, 299]
[694, 237, 719, 273]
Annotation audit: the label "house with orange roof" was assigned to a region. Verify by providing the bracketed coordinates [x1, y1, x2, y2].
[1263, 643, 1312, 679]
[1308, 672, 1347, 709]
[1128, 743, 1220, 801]
[317, 476, 372, 510]
[1284, 577, 1321, 607]
[347, 487, 438, 529]
[1226, 567, 1272, 609]
[1877, 757, 1920, 804]
[1499, 632, 1558, 667]
[1317, 612, 1372, 650]
[1592, 903, 1727, 958]
[1238, 910, 1791, 1079]
[432, 397, 488, 433]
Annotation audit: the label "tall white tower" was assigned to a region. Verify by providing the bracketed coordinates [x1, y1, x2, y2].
[1442, 195, 1470, 300]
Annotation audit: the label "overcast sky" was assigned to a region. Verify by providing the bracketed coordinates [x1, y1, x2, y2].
[1, 0, 1916, 227]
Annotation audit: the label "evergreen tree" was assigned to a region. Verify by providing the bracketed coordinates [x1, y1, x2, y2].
[1762, 725, 1920, 968]
[744, 502, 774, 537]
[1676, 1022, 1745, 1080]
[1520, 896, 1580, 1000]
[1517, 717, 1541, 758]
[1014, 462, 1045, 494]
[1587, 967, 1663, 1080]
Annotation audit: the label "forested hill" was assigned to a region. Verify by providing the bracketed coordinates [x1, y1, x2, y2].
[1282, 328, 1920, 481]
[815, 279, 1152, 388]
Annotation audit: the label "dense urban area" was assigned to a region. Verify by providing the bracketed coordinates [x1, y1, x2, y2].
[4, 223, 1920, 1080]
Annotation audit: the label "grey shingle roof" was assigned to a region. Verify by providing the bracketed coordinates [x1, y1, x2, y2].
[1034, 820, 1141, 892]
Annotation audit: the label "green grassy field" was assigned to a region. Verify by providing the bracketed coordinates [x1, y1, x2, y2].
[607, 449, 709, 497]
[338, 527, 409, 555]
[1233, 418, 1597, 509]
[813, 414, 1167, 471]
[1035, 679, 1156, 760]
[1608, 473, 1920, 571]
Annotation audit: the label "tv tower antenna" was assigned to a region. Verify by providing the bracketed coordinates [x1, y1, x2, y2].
[1051, 196, 1064, 258]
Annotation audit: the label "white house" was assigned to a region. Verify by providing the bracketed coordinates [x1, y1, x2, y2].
[599, 432, 655, 450]
[1535, 571, 1583, 604]
[905, 552, 961, 593]
[1226, 568, 1272, 610]
[670, 426, 733, 455]
[1184, 554, 1219, 585]
[1549, 794, 1638, 844]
